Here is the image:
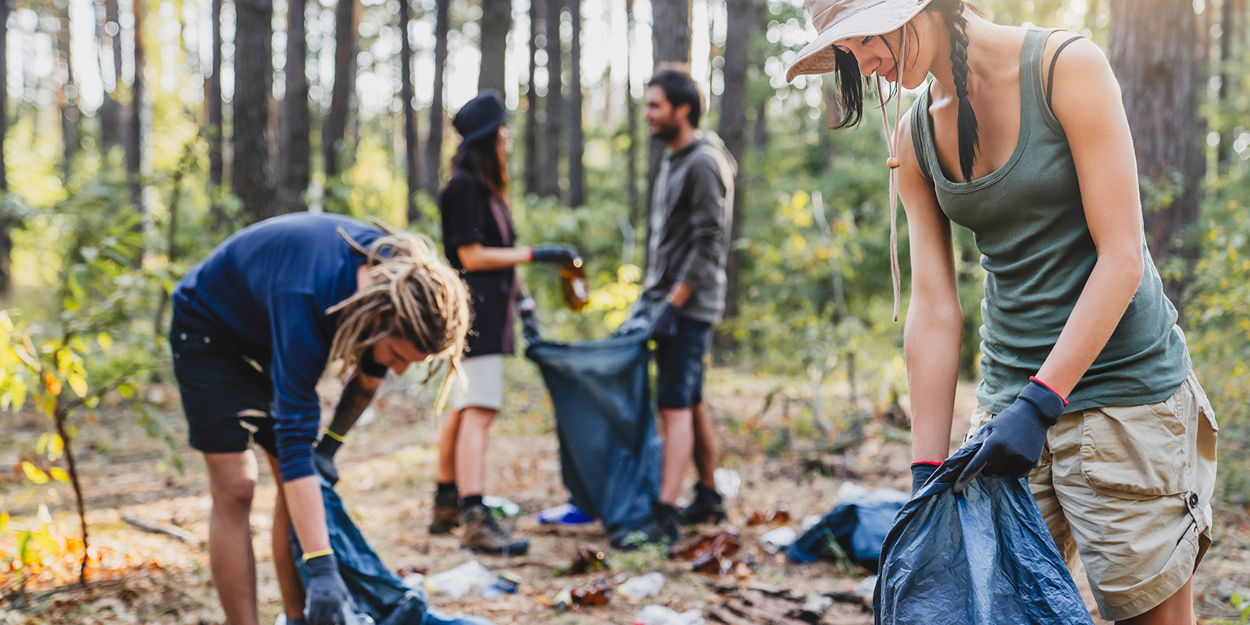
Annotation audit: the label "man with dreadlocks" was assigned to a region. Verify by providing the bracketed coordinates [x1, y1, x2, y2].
[170, 213, 470, 625]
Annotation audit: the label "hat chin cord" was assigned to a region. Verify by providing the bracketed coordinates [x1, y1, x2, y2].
[875, 29, 907, 323]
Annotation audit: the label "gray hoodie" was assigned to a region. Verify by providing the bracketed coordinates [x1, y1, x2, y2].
[644, 132, 738, 324]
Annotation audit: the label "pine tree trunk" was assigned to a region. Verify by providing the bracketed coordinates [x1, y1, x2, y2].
[57, 2, 77, 182]
[0, 0, 9, 295]
[541, 0, 563, 199]
[423, 0, 448, 193]
[232, 0, 274, 222]
[566, 0, 584, 207]
[400, 0, 419, 223]
[1218, 0, 1244, 169]
[645, 0, 690, 269]
[1109, 0, 1205, 304]
[478, 0, 509, 95]
[624, 0, 638, 225]
[524, 0, 542, 195]
[323, 0, 357, 186]
[718, 0, 749, 330]
[207, 0, 225, 229]
[96, 0, 120, 151]
[125, 0, 144, 218]
[278, 0, 310, 212]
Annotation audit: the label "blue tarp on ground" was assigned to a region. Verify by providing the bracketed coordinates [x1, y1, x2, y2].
[521, 308, 662, 533]
[873, 436, 1095, 625]
[787, 488, 908, 571]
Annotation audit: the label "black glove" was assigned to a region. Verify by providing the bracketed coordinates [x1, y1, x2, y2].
[304, 553, 350, 625]
[910, 462, 940, 495]
[954, 379, 1065, 493]
[651, 302, 679, 339]
[530, 244, 579, 265]
[313, 436, 342, 486]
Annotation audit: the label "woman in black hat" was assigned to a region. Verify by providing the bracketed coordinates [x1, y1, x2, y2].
[430, 90, 578, 555]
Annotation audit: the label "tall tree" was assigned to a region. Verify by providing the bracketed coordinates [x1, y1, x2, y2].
[57, 0, 78, 182]
[624, 0, 638, 221]
[646, 0, 691, 267]
[523, 0, 542, 195]
[97, 0, 122, 150]
[540, 0, 563, 198]
[323, 0, 357, 186]
[125, 0, 144, 218]
[278, 0, 311, 212]
[1109, 0, 1205, 303]
[423, 0, 449, 193]
[207, 0, 224, 226]
[232, 0, 274, 222]
[719, 0, 750, 328]
[1218, 0, 1245, 169]
[0, 0, 9, 295]
[478, 0, 510, 95]
[399, 0, 419, 222]
[566, 0, 584, 206]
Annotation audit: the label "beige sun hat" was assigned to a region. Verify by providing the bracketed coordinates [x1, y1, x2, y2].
[786, 0, 935, 82]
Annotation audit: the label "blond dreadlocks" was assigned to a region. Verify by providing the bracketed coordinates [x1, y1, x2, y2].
[326, 223, 471, 410]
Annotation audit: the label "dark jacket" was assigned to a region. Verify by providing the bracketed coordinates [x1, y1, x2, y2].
[643, 132, 737, 323]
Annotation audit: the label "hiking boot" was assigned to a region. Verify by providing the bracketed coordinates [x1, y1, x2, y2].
[609, 502, 680, 551]
[460, 504, 530, 556]
[428, 485, 461, 535]
[678, 483, 726, 525]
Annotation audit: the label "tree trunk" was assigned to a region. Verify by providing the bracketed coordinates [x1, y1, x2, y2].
[399, 0, 419, 223]
[278, 0, 310, 212]
[0, 0, 9, 295]
[232, 0, 274, 222]
[1218, 0, 1244, 169]
[1109, 0, 1205, 304]
[718, 0, 749, 331]
[624, 0, 638, 225]
[57, 1, 78, 182]
[423, 0, 448, 194]
[645, 0, 690, 269]
[207, 0, 224, 226]
[566, 0, 584, 207]
[523, 0, 542, 195]
[125, 0, 144, 219]
[478, 0, 509, 95]
[98, 0, 122, 150]
[323, 0, 357, 186]
[541, 0, 563, 199]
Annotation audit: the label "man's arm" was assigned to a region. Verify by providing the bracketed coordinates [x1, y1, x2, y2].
[324, 372, 382, 440]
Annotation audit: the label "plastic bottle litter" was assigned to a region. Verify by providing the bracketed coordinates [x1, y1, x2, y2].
[482, 495, 521, 518]
[480, 572, 521, 600]
[800, 514, 822, 532]
[425, 560, 496, 599]
[713, 468, 741, 498]
[632, 605, 706, 625]
[558, 543, 610, 576]
[537, 503, 595, 525]
[759, 526, 798, 553]
[400, 572, 425, 589]
[617, 572, 665, 600]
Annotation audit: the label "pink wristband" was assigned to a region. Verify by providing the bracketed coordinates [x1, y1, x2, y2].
[1029, 376, 1069, 405]
[527, 246, 535, 262]
[911, 460, 942, 467]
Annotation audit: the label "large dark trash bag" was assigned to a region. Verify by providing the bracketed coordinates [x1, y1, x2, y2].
[293, 475, 493, 625]
[873, 437, 1094, 625]
[787, 488, 907, 571]
[521, 308, 662, 532]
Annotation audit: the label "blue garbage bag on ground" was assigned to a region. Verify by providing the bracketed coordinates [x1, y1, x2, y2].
[873, 436, 1095, 625]
[787, 488, 908, 571]
[520, 307, 662, 533]
[293, 475, 494, 625]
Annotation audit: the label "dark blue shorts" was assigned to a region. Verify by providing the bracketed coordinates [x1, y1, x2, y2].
[654, 317, 713, 410]
[170, 325, 278, 457]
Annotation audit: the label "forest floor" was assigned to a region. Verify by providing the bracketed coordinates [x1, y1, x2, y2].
[2, 364, 1250, 625]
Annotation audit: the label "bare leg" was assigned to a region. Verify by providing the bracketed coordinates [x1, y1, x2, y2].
[690, 402, 719, 489]
[1118, 577, 1194, 625]
[204, 451, 261, 625]
[437, 409, 463, 484]
[455, 407, 498, 496]
[266, 454, 306, 622]
[658, 407, 695, 505]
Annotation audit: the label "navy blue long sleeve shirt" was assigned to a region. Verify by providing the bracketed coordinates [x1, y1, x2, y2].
[171, 213, 382, 482]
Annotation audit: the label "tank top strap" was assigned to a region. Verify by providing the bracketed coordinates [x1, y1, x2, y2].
[908, 82, 938, 184]
[1020, 27, 1060, 126]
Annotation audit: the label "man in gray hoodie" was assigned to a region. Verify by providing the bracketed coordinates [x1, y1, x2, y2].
[612, 68, 738, 549]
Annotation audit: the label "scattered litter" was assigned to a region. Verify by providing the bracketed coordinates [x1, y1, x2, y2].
[633, 604, 705, 625]
[714, 468, 741, 498]
[552, 586, 574, 611]
[537, 502, 595, 525]
[400, 572, 425, 589]
[483, 495, 520, 519]
[669, 529, 740, 562]
[426, 560, 496, 599]
[571, 579, 613, 607]
[759, 526, 797, 554]
[617, 572, 666, 600]
[787, 488, 908, 571]
[837, 481, 868, 501]
[800, 514, 822, 532]
[558, 543, 610, 576]
[745, 505, 791, 527]
[854, 575, 877, 603]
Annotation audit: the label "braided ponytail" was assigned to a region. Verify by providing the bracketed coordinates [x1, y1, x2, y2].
[941, 0, 979, 182]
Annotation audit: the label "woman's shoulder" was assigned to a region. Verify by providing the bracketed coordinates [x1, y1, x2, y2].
[440, 168, 489, 201]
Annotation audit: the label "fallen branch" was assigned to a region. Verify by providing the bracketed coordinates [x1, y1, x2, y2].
[121, 515, 199, 545]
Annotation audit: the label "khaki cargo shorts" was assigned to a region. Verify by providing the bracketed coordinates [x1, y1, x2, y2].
[451, 354, 505, 412]
[967, 372, 1218, 621]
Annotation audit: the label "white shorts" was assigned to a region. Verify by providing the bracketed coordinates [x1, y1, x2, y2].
[451, 354, 505, 412]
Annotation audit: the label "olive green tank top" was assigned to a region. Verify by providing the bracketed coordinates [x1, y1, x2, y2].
[908, 28, 1190, 414]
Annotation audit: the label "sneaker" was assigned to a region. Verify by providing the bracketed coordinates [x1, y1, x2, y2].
[460, 504, 530, 556]
[610, 502, 680, 551]
[677, 483, 726, 525]
[428, 485, 461, 535]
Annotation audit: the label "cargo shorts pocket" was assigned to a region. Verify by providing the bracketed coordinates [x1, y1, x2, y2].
[1079, 392, 1190, 499]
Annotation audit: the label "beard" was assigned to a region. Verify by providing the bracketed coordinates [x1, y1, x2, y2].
[650, 118, 681, 141]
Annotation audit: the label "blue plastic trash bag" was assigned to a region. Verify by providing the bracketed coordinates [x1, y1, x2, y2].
[787, 488, 907, 571]
[521, 305, 662, 533]
[873, 437, 1094, 625]
[293, 474, 494, 625]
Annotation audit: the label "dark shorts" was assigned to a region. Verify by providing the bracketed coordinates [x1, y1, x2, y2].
[654, 317, 713, 410]
[170, 325, 278, 457]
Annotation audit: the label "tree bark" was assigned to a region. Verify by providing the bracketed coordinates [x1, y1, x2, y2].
[57, 1, 78, 182]
[624, 0, 638, 224]
[478, 0, 510, 95]
[125, 0, 144, 219]
[98, 0, 122, 150]
[278, 0, 310, 212]
[1109, 0, 1205, 304]
[399, 0, 419, 223]
[645, 0, 690, 268]
[1218, 0, 1244, 169]
[718, 0, 750, 329]
[523, 0, 542, 195]
[232, 0, 274, 222]
[207, 0, 223, 220]
[0, 0, 9, 295]
[323, 0, 357, 186]
[541, 0, 563, 199]
[566, 0, 584, 206]
[423, 0, 448, 194]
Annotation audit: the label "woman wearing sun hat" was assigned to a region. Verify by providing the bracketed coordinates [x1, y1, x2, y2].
[787, 1, 1217, 622]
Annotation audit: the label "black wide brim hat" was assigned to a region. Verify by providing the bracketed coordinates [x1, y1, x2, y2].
[453, 89, 512, 146]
